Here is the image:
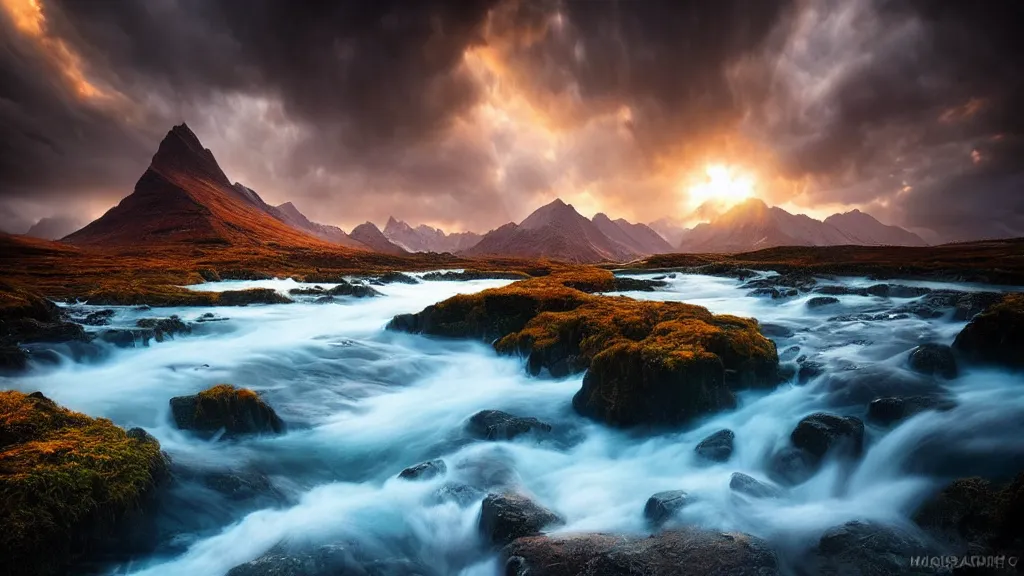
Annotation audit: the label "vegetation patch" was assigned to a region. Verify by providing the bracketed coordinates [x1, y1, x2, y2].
[389, 269, 779, 427]
[0, 391, 167, 575]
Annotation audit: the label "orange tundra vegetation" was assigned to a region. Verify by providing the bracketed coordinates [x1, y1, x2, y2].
[388, 268, 781, 427]
[0, 391, 167, 576]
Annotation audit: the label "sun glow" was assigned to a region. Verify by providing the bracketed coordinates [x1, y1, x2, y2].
[685, 164, 756, 211]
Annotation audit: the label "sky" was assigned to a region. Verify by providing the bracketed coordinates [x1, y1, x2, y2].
[0, 0, 1022, 242]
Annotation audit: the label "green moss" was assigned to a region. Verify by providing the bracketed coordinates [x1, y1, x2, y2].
[0, 391, 167, 575]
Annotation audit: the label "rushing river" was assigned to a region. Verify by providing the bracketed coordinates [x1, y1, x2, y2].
[3, 272, 1024, 575]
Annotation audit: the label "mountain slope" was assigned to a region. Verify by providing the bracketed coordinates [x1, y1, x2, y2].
[591, 213, 675, 255]
[64, 124, 330, 249]
[275, 202, 369, 249]
[350, 222, 408, 255]
[382, 217, 481, 253]
[678, 199, 857, 253]
[26, 217, 83, 240]
[824, 210, 928, 246]
[464, 199, 643, 263]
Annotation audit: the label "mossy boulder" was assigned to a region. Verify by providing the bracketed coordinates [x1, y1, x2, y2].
[169, 384, 285, 439]
[953, 294, 1024, 369]
[0, 391, 168, 575]
[0, 282, 88, 347]
[390, 269, 780, 428]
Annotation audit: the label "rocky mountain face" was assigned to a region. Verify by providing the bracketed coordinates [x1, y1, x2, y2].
[678, 199, 926, 253]
[63, 124, 332, 249]
[825, 209, 928, 247]
[592, 213, 675, 255]
[274, 202, 369, 250]
[463, 199, 645, 263]
[349, 222, 408, 255]
[382, 217, 481, 253]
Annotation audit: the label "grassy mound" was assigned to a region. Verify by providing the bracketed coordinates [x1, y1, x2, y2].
[0, 391, 167, 575]
[389, 269, 779, 427]
[953, 294, 1024, 368]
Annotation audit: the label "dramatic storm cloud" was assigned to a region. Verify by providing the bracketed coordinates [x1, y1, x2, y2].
[0, 0, 1021, 241]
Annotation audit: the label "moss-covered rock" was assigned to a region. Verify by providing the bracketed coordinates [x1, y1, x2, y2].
[169, 384, 286, 438]
[0, 391, 168, 575]
[215, 288, 292, 306]
[953, 294, 1024, 369]
[390, 269, 779, 428]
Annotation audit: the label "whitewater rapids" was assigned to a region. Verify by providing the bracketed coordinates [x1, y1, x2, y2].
[3, 272, 1023, 575]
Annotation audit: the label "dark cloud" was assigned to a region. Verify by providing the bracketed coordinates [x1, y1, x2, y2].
[0, 0, 1021, 239]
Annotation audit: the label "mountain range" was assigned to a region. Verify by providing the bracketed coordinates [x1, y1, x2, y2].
[47, 123, 928, 262]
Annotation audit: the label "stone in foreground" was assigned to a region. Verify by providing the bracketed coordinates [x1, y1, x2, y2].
[466, 410, 552, 441]
[170, 384, 285, 438]
[790, 413, 864, 461]
[0, 391, 168, 575]
[643, 490, 690, 526]
[953, 294, 1024, 369]
[504, 528, 780, 576]
[398, 458, 447, 481]
[815, 520, 939, 576]
[479, 492, 564, 546]
[694, 428, 735, 462]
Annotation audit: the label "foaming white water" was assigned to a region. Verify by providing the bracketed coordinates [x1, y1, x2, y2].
[3, 273, 1023, 575]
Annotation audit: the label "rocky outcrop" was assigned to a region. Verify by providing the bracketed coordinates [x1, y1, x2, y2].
[807, 296, 841, 308]
[694, 429, 735, 462]
[479, 492, 564, 546]
[420, 270, 531, 282]
[288, 280, 381, 298]
[730, 472, 784, 499]
[953, 294, 1024, 369]
[227, 543, 434, 576]
[169, 384, 285, 439]
[0, 391, 168, 575]
[503, 527, 780, 576]
[215, 288, 292, 306]
[815, 520, 939, 576]
[136, 315, 192, 342]
[466, 410, 552, 441]
[914, 474, 1024, 561]
[398, 459, 447, 481]
[0, 283, 92, 371]
[643, 490, 690, 526]
[907, 343, 958, 379]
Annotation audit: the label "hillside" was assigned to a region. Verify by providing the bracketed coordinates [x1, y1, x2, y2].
[350, 222, 408, 255]
[275, 202, 369, 249]
[825, 209, 928, 246]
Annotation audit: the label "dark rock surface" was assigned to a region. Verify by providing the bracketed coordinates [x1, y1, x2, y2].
[398, 459, 447, 481]
[815, 520, 939, 576]
[907, 343, 958, 379]
[466, 410, 551, 441]
[479, 492, 564, 546]
[503, 527, 780, 576]
[790, 413, 864, 461]
[807, 296, 841, 308]
[170, 385, 286, 439]
[953, 294, 1024, 369]
[867, 395, 956, 426]
[643, 490, 690, 526]
[695, 429, 735, 462]
[226, 543, 435, 576]
[730, 473, 784, 499]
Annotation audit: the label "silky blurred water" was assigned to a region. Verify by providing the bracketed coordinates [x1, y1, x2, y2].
[3, 273, 1023, 575]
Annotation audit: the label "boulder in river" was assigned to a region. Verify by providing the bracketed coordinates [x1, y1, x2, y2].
[694, 428, 735, 462]
[807, 296, 841, 308]
[504, 527, 780, 576]
[215, 288, 292, 306]
[467, 410, 551, 441]
[815, 520, 940, 576]
[169, 384, 285, 438]
[398, 458, 447, 481]
[479, 492, 564, 546]
[768, 446, 818, 486]
[730, 472, 784, 499]
[952, 293, 1024, 369]
[867, 395, 956, 426]
[643, 490, 690, 526]
[907, 343, 958, 379]
[226, 543, 435, 576]
[136, 315, 191, 342]
[914, 473, 1024, 560]
[0, 390, 168, 575]
[790, 412, 864, 461]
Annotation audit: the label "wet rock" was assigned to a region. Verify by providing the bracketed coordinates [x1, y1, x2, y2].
[747, 287, 798, 299]
[432, 482, 485, 507]
[290, 280, 381, 298]
[136, 315, 191, 342]
[953, 294, 1024, 369]
[695, 429, 735, 462]
[452, 451, 519, 490]
[643, 490, 690, 526]
[815, 367, 939, 407]
[729, 472, 784, 499]
[504, 527, 780, 576]
[7, 317, 88, 344]
[421, 270, 529, 282]
[867, 395, 957, 426]
[760, 323, 796, 339]
[398, 459, 447, 481]
[807, 296, 841, 308]
[797, 360, 825, 384]
[374, 272, 419, 284]
[0, 390, 168, 575]
[815, 520, 939, 576]
[791, 413, 864, 461]
[0, 345, 28, 371]
[914, 474, 1024, 560]
[200, 471, 282, 502]
[169, 384, 285, 439]
[768, 446, 818, 486]
[741, 273, 818, 293]
[467, 410, 551, 441]
[479, 492, 564, 546]
[226, 543, 434, 576]
[611, 277, 667, 292]
[907, 343, 958, 379]
[80, 309, 116, 326]
[216, 288, 292, 306]
[780, 346, 800, 361]
[99, 328, 152, 348]
[895, 289, 1003, 321]
[195, 312, 227, 323]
